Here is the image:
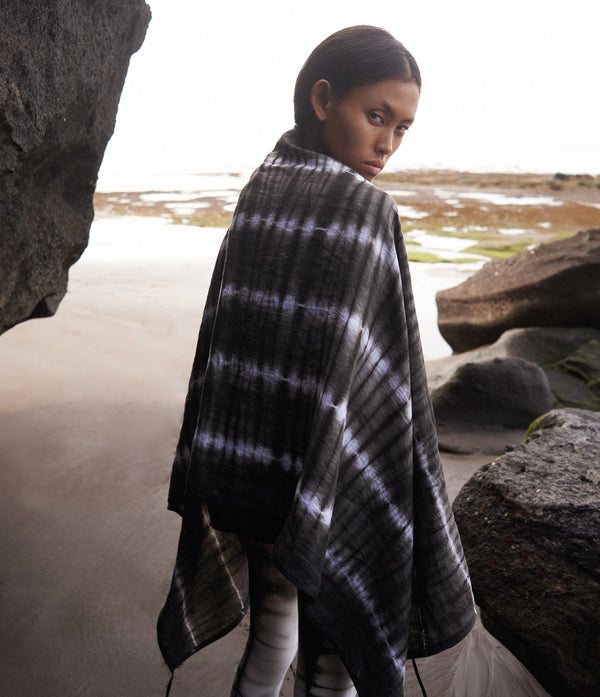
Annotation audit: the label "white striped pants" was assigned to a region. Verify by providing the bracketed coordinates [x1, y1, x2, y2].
[230, 539, 356, 697]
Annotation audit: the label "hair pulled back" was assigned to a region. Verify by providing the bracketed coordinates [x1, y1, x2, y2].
[294, 25, 421, 130]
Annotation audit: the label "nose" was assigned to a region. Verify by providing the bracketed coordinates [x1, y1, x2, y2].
[376, 129, 394, 156]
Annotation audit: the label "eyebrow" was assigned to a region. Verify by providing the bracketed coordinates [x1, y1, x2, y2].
[381, 100, 414, 125]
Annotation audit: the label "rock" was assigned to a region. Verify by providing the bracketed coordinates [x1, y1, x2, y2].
[0, 0, 151, 334]
[545, 339, 600, 411]
[551, 172, 596, 190]
[436, 229, 600, 353]
[427, 327, 600, 437]
[453, 408, 600, 697]
[432, 356, 554, 430]
[427, 327, 600, 388]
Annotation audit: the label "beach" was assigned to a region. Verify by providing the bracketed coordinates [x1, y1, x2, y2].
[1, 212, 554, 696]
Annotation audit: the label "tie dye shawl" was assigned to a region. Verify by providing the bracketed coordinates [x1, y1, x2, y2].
[157, 129, 476, 696]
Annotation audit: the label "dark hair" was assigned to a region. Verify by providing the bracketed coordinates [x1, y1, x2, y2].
[294, 25, 421, 129]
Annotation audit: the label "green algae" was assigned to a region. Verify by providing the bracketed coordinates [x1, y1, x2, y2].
[409, 252, 478, 264]
[543, 340, 600, 411]
[407, 250, 443, 263]
[405, 244, 481, 263]
[461, 243, 531, 259]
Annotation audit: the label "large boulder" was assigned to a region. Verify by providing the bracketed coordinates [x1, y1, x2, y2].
[428, 327, 600, 439]
[431, 356, 554, 430]
[436, 229, 600, 353]
[453, 408, 600, 697]
[0, 0, 151, 334]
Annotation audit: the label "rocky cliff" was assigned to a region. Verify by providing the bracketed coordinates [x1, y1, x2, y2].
[0, 0, 151, 334]
[436, 229, 600, 353]
[453, 409, 600, 697]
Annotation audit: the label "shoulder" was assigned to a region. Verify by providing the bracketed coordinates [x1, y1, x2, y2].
[234, 130, 400, 231]
[341, 173, 400, 226]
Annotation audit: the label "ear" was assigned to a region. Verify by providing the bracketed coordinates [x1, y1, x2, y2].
[309, 79, 334, 122]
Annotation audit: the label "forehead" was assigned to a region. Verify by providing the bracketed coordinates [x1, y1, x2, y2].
[344, 79, 420, 119]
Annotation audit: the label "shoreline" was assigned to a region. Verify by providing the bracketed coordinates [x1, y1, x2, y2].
[94, 168, 600, 265]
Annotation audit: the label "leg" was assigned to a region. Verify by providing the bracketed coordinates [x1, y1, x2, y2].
[231, 539, 298, 697]
[294, 600, 356, 697]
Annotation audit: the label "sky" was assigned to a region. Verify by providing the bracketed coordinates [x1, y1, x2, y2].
[99, 0, 600, 180]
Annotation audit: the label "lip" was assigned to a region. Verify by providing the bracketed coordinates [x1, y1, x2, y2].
[362, 160, 384, 178]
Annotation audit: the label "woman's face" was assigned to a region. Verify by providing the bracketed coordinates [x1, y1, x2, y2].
[312, 79, 420, 181]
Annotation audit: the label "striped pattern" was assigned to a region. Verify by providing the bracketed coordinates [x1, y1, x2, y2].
[231, 539, 299, 697]
[158, 129, 476, 696]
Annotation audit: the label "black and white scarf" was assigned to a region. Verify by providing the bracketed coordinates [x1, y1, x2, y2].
[157, 128, 476, 696]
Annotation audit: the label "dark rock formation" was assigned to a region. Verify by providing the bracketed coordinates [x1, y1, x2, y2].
[427, 327, 600, 436]
[432, 356, 554, 430]
[0, 0, 151, 334]
[551, 172, 596, 190]
[436, 229, 600, 353]
[453, 408, 600, 697]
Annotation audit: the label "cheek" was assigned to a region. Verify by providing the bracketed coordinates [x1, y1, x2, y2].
[329, 125, 356, 158]
[323, 113, 367, 164]
[340, 118, 365, 144]
[333, 124, 366, 161]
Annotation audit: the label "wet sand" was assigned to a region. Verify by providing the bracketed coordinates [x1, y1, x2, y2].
[0, 219, 550, 696]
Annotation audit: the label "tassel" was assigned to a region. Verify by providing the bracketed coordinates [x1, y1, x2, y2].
[165, 672, 174, 697]
[412, 658, 428, 697]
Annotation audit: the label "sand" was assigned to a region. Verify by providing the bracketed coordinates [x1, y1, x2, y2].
[0, 217, 550, 696]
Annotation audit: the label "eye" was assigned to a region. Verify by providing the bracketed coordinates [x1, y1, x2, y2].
[395, 125, 409, 137]
[368, 111, 384, 124]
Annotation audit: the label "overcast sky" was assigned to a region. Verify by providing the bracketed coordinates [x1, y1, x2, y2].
[100, 0, 600, 178]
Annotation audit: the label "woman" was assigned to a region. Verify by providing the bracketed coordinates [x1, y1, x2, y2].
[158, 25, 476, 697]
